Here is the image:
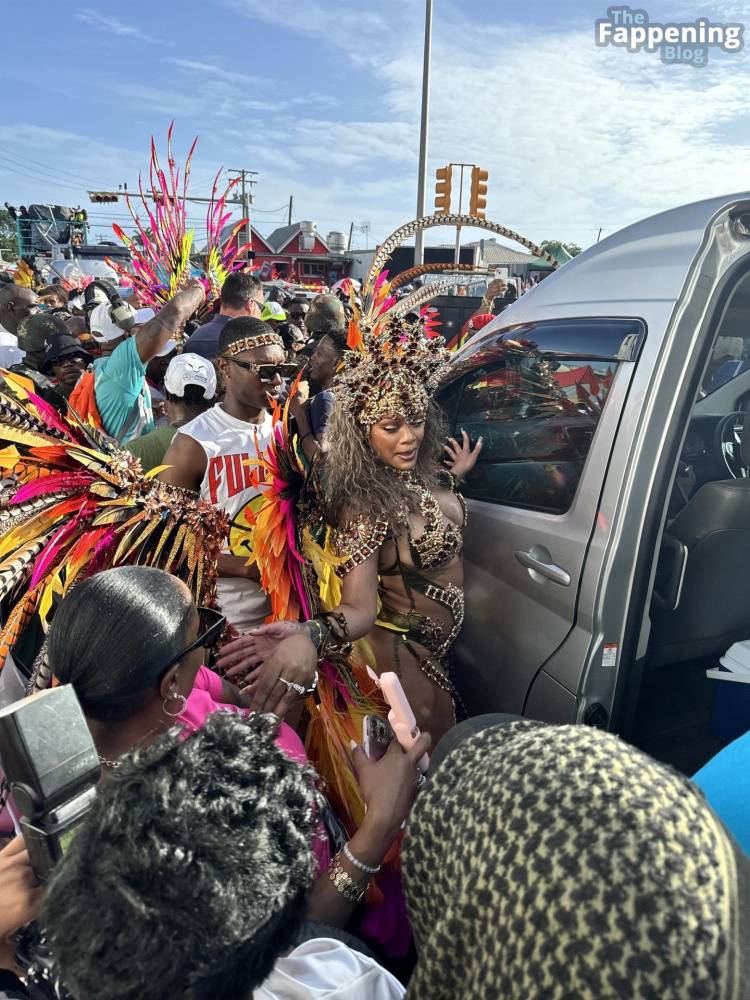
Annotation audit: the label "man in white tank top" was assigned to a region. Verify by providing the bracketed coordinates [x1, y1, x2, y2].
[160, 317, 291, 634]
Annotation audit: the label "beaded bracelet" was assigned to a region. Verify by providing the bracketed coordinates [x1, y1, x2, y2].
[343, 841, 381, 875]
[328, 855, 368, 903]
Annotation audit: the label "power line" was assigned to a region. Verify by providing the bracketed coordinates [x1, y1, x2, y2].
[0, 147, 103, 189]
[252, 205, 289, 215]
[0, 157, 86, 194]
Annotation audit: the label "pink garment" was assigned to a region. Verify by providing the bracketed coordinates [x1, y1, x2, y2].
[179, 666, 330, 871]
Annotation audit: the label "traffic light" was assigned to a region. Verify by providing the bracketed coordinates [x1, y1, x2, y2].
[434, 165, 452, 214]
[88, 192, 119, 204]
[469, 167, 489, 218]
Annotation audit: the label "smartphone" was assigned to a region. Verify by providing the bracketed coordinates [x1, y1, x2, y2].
[363, 715, 395, 762]
[365, 667, 430, 773]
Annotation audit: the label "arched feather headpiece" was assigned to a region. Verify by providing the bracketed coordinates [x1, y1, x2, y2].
[334, 213, 556, 427]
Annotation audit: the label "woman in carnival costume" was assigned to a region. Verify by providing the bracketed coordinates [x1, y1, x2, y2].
[217, 214, 558, 822]
[229, 304, 481, 743]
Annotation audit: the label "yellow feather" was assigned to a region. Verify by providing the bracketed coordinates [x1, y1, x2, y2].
[38, 568, 65, 626]
[0, 425, 57, 451]
[302, 527, 346, 610]
[0, 446, 20, 468]
[144, 464, 171, 480]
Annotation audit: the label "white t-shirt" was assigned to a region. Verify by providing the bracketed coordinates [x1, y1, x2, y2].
[178, 404, 274, 632]
[0, 325, 24, 369]
[253, 938, 405, 999]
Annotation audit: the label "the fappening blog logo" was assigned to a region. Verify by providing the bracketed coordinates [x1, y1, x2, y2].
[596, 6, 744, 66]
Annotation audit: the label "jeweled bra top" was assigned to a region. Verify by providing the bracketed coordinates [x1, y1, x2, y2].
[401, 471, 466, 573]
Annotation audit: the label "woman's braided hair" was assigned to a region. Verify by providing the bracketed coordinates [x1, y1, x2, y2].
[42, 712, 322, 1000]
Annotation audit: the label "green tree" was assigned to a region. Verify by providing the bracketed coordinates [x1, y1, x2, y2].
[0, 209, 19, 260]
[539, 239, 582, 260]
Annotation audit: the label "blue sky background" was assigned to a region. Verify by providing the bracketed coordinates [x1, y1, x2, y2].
[2, 0, 749, 252]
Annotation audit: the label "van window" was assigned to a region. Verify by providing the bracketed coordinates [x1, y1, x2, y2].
[701, 332, 750, 396]
[452, 347, 618, 513]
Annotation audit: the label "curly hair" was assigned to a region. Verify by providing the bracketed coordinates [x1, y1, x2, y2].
[323, 399, 446, 531]
[42, 712, 322, 1000]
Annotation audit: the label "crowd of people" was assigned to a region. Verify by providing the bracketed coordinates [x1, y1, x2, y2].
[0, 231, 747, 1000]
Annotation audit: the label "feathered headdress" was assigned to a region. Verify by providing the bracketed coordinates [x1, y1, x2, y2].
[333, 213, 556, 427]
[335, 302, 451, 428]
[108, 123, 251, 325]
[0, 370, 227, 673]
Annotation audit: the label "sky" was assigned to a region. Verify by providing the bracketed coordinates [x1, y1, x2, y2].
[2, 0, 750, 254]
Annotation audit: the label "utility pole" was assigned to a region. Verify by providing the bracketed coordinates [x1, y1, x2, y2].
[454, 165, 465, 265]
[288, 196, 293, 226]
[414, 0, 433, 267]
[346, 221, 354, 251]
[228, 169, 257, 247]
[596, 227, 602, 242]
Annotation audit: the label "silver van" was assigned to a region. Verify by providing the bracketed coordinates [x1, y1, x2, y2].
[442, 192, 750, 771]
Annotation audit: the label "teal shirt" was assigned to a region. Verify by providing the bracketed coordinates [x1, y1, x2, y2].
[93, 337, 154, 444]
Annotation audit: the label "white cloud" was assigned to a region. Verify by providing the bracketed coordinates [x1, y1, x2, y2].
[7, 3, 750, 254]
[165, 58, 262, 87]
[75, 8, 161, 45]
[222, 0, 388, 44]
[344, 10, 750, 246]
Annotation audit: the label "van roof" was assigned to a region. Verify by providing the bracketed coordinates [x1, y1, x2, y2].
[457, 191, 750, 358]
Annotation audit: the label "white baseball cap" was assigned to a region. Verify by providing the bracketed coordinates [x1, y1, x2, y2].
[163, 353, 217, 400]
[89, 302, 130, 343]
[134, 308, 156, 325]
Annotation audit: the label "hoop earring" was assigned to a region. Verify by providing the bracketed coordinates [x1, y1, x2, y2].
[163, 692, 187, 717]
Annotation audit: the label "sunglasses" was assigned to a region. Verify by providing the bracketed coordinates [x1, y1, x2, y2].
[228, 359, 299, 382]
[289, 312, 307, 320]
[162, 605, 226, 673]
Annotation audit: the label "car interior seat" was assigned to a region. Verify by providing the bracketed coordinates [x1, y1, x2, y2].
[647, 409, 750, 669]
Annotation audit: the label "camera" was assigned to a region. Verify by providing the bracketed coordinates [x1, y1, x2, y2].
[0, 685, 100, 881]
[83, 279, 136, 332]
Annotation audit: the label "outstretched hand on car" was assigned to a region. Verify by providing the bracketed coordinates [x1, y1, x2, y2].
[445, 428, 483, 480]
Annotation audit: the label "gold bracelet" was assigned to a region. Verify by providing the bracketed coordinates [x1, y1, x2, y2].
[328, 855, 368, 903]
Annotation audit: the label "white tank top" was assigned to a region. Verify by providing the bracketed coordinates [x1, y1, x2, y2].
[177, 404, 274, 631]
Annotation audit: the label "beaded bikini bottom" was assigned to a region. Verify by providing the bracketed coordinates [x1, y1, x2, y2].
[377, 569, 465, 693]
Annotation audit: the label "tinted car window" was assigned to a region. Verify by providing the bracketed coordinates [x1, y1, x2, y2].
[451, 346, 617, 513]
[700, 275, 750, 397]
[701, 334, 750, 396]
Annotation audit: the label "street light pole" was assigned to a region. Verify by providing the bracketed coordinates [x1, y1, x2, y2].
[414, 0, 433, 267]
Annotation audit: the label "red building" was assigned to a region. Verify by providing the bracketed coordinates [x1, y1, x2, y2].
[245, 222, 355, 289]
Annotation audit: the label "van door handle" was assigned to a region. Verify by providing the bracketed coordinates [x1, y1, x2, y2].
[515, 549, 571, 586]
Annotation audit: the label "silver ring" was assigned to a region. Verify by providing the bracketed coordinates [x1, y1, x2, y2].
[278, 676, 306, 696]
